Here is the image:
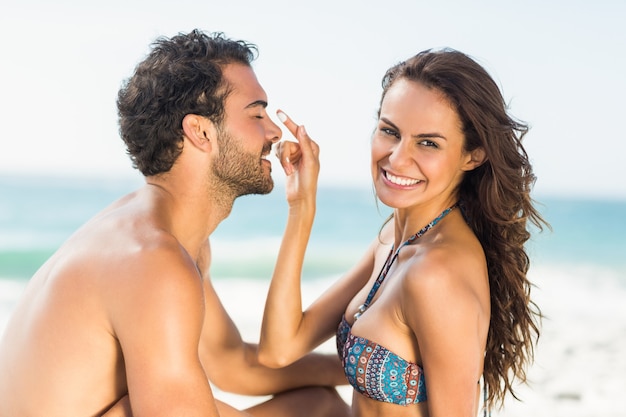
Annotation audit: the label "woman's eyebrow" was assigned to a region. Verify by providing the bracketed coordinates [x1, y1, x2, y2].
[380, 117, 447, 140]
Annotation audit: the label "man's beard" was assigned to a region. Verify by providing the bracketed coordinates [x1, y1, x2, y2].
[211, 128, 274, 198]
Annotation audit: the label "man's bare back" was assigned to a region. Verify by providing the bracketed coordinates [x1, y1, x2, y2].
[0, 190, 187, 415]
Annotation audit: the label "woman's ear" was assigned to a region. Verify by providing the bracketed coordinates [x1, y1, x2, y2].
[182, 114, 216, 152]
[462, 147, 487, 171]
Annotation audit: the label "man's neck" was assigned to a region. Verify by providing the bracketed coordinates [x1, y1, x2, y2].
[143, 177, 235, 262]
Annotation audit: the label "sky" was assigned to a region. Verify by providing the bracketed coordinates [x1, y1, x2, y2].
[1, 0, 624, 200]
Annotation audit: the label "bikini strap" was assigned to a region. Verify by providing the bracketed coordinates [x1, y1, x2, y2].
[353, 203, 458, 321]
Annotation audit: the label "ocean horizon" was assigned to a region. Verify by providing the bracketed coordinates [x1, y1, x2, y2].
[1, 174, 625, 282]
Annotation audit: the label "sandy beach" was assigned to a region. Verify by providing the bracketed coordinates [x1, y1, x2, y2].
[497, 265, 626, 417]
[1, 263, 625, 416]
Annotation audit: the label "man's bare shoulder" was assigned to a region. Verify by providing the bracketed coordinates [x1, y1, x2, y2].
[102, 227, 205, 320]
[43, 192, 207, 336]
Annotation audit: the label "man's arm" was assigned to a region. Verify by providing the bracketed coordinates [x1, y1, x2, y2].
[198, 266, 346, 397]
[108, 241, 222, 416]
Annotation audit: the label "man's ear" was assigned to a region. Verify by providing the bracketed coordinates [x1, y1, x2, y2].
[182, 114, 216, 152]
[462, 147, 487, 172]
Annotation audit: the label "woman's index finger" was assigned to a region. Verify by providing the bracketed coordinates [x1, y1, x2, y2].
[277, 110, 313, 149]
[276, 110, 298, 136]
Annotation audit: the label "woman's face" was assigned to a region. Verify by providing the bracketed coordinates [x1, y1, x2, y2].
[371, 78, 478, 210]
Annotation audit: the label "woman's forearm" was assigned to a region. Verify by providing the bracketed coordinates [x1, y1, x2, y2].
[259, 204, 315, 367]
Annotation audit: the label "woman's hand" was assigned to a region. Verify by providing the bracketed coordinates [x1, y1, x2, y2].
[274, 110, 319, 209]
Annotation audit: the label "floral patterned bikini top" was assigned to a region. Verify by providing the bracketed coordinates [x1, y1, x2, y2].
[335, 204, 458, 406]
[336, 316, 427, 406]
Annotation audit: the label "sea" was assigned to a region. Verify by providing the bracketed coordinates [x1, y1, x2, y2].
[1, 174, 626, 326]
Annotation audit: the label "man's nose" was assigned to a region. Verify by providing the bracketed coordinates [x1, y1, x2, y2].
[267, 118, 282, 143]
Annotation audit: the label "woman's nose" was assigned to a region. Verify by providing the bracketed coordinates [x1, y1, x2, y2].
[387, 139, 411, 167]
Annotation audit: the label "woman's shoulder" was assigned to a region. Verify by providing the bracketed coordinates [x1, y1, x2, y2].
[401, 232, 487, 302]
[399, 240, 489, 336]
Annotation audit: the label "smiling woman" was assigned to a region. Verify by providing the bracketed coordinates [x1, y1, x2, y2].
[372, 49, 547, 414]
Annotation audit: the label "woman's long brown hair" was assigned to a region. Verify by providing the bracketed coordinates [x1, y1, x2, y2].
[379, 48, 549, 411]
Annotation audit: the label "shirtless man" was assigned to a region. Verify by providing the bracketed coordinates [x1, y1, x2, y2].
[0, 30, 348, 417]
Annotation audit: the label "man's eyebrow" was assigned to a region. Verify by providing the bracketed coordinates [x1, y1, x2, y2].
[380, 117, 447, 140]
[245, 100, 268, 109]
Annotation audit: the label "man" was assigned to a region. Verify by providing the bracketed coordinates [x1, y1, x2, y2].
[0, 30, 348, 416]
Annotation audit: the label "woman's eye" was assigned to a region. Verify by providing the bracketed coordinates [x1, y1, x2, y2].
[419, 139, 438, 148]
[381, 128, 399, 138]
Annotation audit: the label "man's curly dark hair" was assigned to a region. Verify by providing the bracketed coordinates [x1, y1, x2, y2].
[117, 29, 257, 176]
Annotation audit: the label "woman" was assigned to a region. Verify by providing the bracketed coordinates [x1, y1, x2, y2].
[262, 48, 547, 416]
